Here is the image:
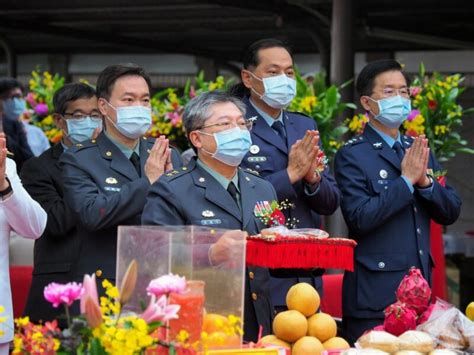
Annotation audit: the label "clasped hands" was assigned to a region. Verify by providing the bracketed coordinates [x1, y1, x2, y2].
[287, 130, 322, 185]
[401, 135, 432, 188]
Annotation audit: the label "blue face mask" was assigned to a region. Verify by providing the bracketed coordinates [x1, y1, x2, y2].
[66, 117, 103, 143]
[106, 102, 152, 139]
[370, 95, 411, 129]
[200, 127, 252, 166]
[250, 72, 297, 109]
[3, 98, 26, 120]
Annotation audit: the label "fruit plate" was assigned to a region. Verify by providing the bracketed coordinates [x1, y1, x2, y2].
[246, 232, 357, 271]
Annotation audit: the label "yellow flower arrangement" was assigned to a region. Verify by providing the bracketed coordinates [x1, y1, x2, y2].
[402, 64, 473, 162]
[289, 70, 355, 160]
[26, 69, 65, 144]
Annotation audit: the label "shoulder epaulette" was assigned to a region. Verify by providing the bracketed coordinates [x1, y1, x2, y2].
[285, 110, 313, 120]
[164, 166, 191, 180]
[344, 135, 365, 146]
[69, 139, 97, 152]
[242, 167, 261, 177]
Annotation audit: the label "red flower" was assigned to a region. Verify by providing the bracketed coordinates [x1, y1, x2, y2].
[428, 100, 437, 110]
[269, 209, 285, 226]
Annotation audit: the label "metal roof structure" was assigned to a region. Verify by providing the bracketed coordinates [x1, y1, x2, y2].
[1, 0, 474, 75]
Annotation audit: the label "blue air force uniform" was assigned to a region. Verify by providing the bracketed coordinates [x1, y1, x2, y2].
[142, 158, 277, 342]
[59, 132, 181, 283]
[334, 124, 461, 342]
[239, 97, 340, 309]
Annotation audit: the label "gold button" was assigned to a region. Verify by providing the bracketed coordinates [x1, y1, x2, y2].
[91, 139, 96, 143]
[106, 151, 112, 157]
[95, 269, 103, 277]
[142, 136, 147, 140]
[251, 292, 258, 301]
[249, 271, 255, 280]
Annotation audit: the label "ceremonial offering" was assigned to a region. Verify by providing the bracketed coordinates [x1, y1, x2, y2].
[246, 226, 356, 270]
[117, 226, 247, 350]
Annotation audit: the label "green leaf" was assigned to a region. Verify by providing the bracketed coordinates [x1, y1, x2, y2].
[419, 62, 426, 78]
[325, 86, 338, 108]
[457, 147, 474, 154]
[90, 338, 107, 355]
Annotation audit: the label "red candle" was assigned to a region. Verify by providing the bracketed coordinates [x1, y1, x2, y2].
[168, 280, 205, 343]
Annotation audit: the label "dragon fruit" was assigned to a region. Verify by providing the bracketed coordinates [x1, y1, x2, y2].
[383, 301, 417, 336]
[396, 267, 432, 315]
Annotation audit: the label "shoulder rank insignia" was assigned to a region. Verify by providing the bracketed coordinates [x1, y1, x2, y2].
[105, 177, 118, 184]
[245, 168, 260, 176]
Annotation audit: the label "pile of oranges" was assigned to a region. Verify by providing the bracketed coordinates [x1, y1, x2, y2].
[261, 283, 350, 354]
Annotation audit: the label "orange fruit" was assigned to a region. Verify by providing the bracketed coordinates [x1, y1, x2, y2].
[292, 336, 324, 355]
[272, 310, 308, 343]
[259, 335, 291, 349]
[203, 313, 229, 333]
[323, 336, 350, 350]
[307, 312, 337, 342]
[286, 282, 320, 317]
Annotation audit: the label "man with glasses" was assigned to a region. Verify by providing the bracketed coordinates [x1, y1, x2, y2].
[142, 91, 277, 342]
[60, 64, 181, 296]
[237, 38, 340, 313]
[21, 83, 102, 325]
[334, 59, 461, 343]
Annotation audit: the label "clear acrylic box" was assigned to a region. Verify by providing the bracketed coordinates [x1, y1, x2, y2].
[116, 226, 246, 344]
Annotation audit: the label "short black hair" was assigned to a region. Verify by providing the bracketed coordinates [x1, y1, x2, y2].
[356, 59, 410, 97]
[242, 38, 294, 69]
[53, 83, 96, 115]
[0, 77, 24, 97]
[96, 63, 152, 100]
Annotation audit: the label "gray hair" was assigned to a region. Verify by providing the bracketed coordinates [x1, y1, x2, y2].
[182, 91, 247, 135]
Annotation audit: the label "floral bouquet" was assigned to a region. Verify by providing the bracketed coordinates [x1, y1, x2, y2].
[289, 70, 356, 160]
[149, 72, 234, 152]
[13, 261, 242, 354]
[402, 63, 474, 162]
[25, 70, 65, 144]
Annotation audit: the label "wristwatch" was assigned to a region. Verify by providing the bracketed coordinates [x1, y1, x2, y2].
[0, 177, 12, 197]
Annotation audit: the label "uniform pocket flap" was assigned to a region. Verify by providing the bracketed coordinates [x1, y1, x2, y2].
[33, 262, 72, 275]
[356, 253, 407, 271]
[370, 179, 390, 194]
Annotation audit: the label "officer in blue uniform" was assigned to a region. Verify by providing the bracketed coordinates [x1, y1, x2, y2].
[236, 39, 340, 310]
[142, 91, 277, 342]
[60, 64, 181, 289]
[334, 59, 461, 343]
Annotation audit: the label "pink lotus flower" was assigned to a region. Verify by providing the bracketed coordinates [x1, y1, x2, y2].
[410, 86, 422, 97]
[407, 109, 420, 122]
[80, 274, 99, 314]
[34, 103, 49, 116]
[44, 282, 83, 308]
[146, 274, 187, 298]
[140, 294, 180, 323]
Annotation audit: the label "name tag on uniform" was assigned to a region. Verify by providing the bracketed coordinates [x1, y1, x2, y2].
[200, 219, 222, 226]
[104, 186, 121, 192]
[247, 156, 267, 163]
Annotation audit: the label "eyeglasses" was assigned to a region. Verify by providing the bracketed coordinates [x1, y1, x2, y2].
[377, 88, 410, 98]
[197, 120, 253, 131]
[63, 112, 103, 120]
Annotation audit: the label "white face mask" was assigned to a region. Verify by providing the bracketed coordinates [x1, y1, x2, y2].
[248, 71, 297, 109]
[105, 101, 152, 139]
[199, 127, 252, 166]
